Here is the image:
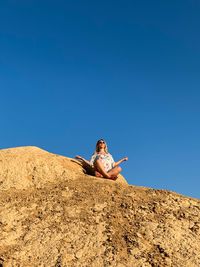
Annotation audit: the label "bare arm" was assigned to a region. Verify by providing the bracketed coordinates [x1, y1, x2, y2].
[113, 157, 128, 167]
[75, 155, 91, 166]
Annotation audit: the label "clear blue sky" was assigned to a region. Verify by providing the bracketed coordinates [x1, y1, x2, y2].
[1, 0, 200, 199]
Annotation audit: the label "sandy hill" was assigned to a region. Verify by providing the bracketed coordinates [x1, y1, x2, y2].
[0, 146, 200, 267]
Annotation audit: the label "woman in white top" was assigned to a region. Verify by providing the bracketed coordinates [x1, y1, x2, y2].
[75, 138, 128, 180]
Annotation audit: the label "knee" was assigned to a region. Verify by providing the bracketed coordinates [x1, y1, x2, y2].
[118, 166, 122, 172]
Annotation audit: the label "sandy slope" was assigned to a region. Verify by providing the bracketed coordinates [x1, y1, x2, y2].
[0, 147, 199, 267]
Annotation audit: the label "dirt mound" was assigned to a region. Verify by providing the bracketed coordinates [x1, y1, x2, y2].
[0, 146, 127, 190]
[0, 146, 200, 267]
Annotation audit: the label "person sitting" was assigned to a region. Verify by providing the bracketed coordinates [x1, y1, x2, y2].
[75, 138, 128, 180]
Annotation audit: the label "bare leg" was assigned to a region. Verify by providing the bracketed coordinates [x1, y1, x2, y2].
[94, 160, 122, 180]
[93, 159, 111, 179]
[107, 166, 122, 180]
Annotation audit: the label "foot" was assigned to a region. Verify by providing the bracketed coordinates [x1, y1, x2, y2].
[110, 176, 118, 180]
[95, 171, 103, 178]
[106, 174, 118, 180]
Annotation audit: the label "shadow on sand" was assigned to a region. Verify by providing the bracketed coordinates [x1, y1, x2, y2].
[70, 158, 96, 177]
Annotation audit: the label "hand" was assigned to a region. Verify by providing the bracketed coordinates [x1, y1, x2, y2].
[123, 157, 128, 161]
[75, 155, 83, 160]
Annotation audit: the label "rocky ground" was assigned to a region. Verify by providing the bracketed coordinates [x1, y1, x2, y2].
[0, 146, 200, 267]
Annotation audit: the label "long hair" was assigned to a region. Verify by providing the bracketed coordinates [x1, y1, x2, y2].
[94, 139, 109, 154]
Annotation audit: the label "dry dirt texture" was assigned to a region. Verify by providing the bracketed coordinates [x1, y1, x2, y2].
[0, 146, 200, 267]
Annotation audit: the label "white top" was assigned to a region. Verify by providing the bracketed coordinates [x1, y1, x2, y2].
[90, 152, 115, 172]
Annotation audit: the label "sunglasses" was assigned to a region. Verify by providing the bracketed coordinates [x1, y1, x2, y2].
[98, 140, 105, 144]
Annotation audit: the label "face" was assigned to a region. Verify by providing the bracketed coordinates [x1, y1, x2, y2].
[97, 140, 106, 149]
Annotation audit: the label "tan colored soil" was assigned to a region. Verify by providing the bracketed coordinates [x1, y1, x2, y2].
[0, 146, 200, 267]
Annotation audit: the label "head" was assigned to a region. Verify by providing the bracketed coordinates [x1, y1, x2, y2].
[95, 139, 108, 153]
